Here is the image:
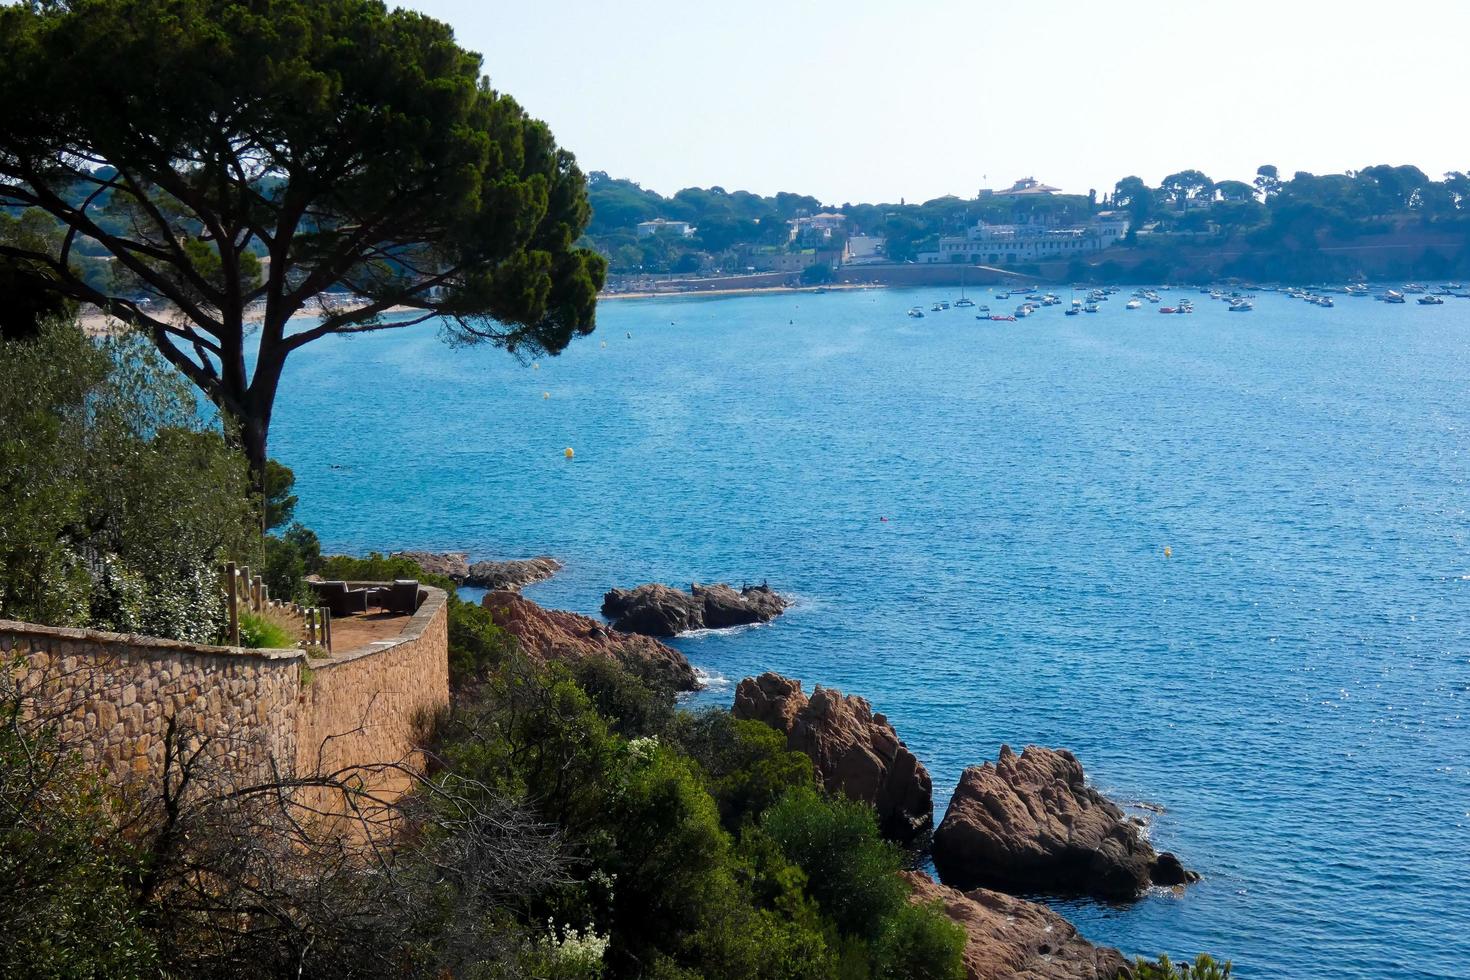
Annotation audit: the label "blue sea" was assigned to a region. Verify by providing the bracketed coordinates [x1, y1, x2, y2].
[272, 286, 1470, 979]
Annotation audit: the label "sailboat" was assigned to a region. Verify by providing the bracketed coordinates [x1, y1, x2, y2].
[955, 267, 975, 307]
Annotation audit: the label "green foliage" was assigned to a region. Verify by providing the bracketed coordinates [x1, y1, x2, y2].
[0, 669, 158, 977]
[237, 609, 295, 649]
[0, 0, 606, 474]
[671, 711, 815, 830]
[260, 521, 322, 605]
[761, 786, 909, 938]
[800, 263, 836, 285]
[0, 321, 258, 641]
[262, 460, 298, 531]
[572, 655, 676, 739]
[1132, 953, 1233, 979]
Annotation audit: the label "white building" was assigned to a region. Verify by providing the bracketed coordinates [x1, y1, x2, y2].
[636, 218, 696, 238]
[918, 212, 1129, 265]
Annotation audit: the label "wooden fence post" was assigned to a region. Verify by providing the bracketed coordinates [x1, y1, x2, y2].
[225, 560, 240, 646]
[323, 608, 332, 653]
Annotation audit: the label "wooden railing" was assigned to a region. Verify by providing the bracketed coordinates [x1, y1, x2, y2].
[221, 561, 332, 653]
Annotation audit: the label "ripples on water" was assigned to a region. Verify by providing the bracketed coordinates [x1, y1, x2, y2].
[274, 287, 1470, 979]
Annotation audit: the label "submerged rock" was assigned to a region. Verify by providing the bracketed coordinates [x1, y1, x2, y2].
[466, 556, 563, 591]
[602, 582, 789, 636]
[901, 871, 1130, 980]
[733, 672, 932, 843]
[931, 745, 1196, 901]
[481, 590, 696, 691]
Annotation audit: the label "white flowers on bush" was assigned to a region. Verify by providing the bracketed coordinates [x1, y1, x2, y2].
[545, 918, 609, 975]
[627, 735, 659, 764]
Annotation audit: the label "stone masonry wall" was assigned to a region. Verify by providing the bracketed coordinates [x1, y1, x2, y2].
[293, 588, 448, 808]
[1, 586, 449, 807]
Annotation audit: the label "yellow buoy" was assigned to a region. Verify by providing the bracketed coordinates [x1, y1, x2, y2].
[563, 447, 574, 459]
[1164, 546, 1173, 558]
[542, 391, 550, 399]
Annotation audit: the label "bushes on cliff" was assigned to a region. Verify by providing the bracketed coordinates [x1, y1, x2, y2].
[434, 654, 965, 980]
[0, 660, 157, 978]
[1132, 954, 1233, 979]
[0, 321, 259, 642]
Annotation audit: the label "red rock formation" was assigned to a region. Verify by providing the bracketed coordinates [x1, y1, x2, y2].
[932, 745, 1194, 901]
[902, 871, 1131, 980]
[480, 590, 696, 691]
[733, 672, 932, 842]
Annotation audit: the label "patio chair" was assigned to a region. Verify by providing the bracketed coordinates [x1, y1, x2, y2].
[382, 579, 421, 615]
[311, 580, 369, 617]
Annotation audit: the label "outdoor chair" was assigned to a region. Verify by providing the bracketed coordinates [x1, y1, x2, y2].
[311, 580, 369, 617]
[383, 579, 421, 615]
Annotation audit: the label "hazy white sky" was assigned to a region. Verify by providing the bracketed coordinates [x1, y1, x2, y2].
[404, 0, 1469, 204]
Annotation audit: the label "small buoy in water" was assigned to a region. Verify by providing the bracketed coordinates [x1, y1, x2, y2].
[626, 332, 631, 339]
[879, 516, 889, 522]
[563, 447, 574, 459]
[1164, 546, 1173, 558]
[532, 361, 539, 370]
[542, 391, 550, 399]
[601, 340, 607, 348]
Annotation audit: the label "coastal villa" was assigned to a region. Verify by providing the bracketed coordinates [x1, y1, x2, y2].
[918, 211, 1130, 266]
[978, 176, 1062, 198]
[636, 218, 696, 238]
[789, 211, 846, 243]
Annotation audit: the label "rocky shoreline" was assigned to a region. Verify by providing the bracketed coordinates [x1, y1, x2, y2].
[393, 550, 1194, 975]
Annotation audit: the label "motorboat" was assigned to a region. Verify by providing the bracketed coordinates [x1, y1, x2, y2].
[1381, 290, 1405, 304]
[907, 306, 925, 318]
[986, 314, 1016, 322]
[1064, 306, 1080, 316]
[1418, 294, 1444, 305]
[1084, 302, 1100, 313]
[930, 302, 944, 312]
[1125, 298, 1142, 309]
[1402, 283, 1426, 294]
[1228, 299, 1253, 312]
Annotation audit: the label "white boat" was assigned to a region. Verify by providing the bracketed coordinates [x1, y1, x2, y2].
[1381, 290, 1405, 304]
[907, 306, 925, 318]
[1125, 298, 1142, 309]
[1228, 299, 1253, 312]
[1418, 294, 1444, 305]
[930, 302, 944, 312]
[955, 297, 975, 308]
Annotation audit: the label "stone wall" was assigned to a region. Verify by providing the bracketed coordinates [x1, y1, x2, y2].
[294, 588, 448, 808]
[1, 585, 449, 807]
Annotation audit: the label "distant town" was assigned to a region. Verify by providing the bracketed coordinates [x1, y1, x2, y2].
[586, 167, 1470, 292]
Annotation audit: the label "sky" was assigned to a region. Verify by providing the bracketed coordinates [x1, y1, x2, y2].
[403, 0, 1470, 205]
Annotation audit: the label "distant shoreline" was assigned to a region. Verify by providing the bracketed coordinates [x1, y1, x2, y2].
[599, 282, 880, 301]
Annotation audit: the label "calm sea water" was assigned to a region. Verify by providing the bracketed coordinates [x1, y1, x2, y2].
[272, 286, 1470, 979]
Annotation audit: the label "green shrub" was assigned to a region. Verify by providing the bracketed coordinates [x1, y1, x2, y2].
[671, 710, 815, 830]
[0, 321, 258, 642]
[0, 666, 157, 978]
[761, 787, 909, 938]
[1132, 954, 1233, 979]
[238, 609, 295, 649]
[573, 655, 676, 739]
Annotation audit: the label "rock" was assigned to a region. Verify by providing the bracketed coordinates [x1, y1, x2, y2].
[932, 745, 1192, 901]
[601, 583, 702, 636]
[465, 556, 563, 591]
[733, 672, 932, 843]
[1149, 852, 1199, 887]
[391, 550, 470, 582]
[602, 582, 790, 636]
[480, 590, 696, 691]
[695, 583, 788, 628]
[901, 871, 1131, 980]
